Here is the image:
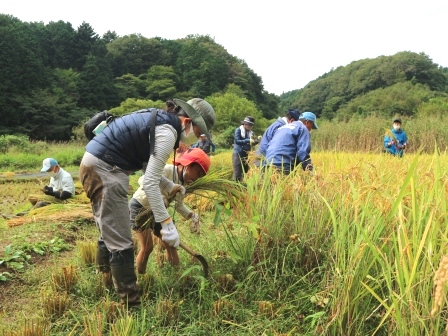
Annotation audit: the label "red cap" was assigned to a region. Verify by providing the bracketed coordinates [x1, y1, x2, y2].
[175, 148, 211, 174]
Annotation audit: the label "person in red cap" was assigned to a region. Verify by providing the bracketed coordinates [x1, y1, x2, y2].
[128, 148, 211, 274]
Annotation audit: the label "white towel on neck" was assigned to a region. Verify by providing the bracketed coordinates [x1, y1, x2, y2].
[240, 125, 253, 139]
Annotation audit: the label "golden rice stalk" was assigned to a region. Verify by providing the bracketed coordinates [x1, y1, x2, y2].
[51, 265, 78, 293]
[431, 254, 448, 316]
[6, 203, 93, 228]
[156, 299, 180, 326]
[1, 318, 49, 336]
[258, 301, 276, 318]
[134, 169, 243, 230]
[41, 291, 70, 318]
[212, 298, 233, 317]
[384, 128, 397, 141]
[78, 241, 97, 266]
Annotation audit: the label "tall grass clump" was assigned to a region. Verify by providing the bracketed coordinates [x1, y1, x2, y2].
[312, 151, 448, 335]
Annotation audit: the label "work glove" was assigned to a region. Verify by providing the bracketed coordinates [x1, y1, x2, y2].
[189, 212, 200, 234]
[169, 184, 186, 203]
[43, 186, 55, 196]
[250, 138, 256, 146]
[160, 219, 180, 247]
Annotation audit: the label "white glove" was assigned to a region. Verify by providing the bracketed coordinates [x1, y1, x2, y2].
[160, 220, 180, 247]
[169, 184, 186, 202]
[189, 212, 200, 234]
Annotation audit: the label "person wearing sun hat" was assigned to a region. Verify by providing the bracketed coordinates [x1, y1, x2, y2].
[128, 148, 210, 274]
[263, 111, 318, 174]
[232, 116, 256, 182]
[79, 97, 215, 306]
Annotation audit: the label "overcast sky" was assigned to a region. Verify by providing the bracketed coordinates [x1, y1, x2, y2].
[2, 0, 447, 95]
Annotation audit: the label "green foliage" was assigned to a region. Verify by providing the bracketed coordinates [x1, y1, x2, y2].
[20, 237, 71, 255]
[0, 245, 31, 272]
[206, 92, 268, 134]
[0, 134, 29, 154]
[108, 98, 165, 115]
[144, 65, 178, 101]
[282, 51, 448, 120]
[335, 82, 440, 121]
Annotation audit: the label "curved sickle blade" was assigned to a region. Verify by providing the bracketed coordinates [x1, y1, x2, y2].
[179, 242, 209, 278]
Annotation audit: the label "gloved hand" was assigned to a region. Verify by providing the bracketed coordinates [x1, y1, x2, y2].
[388, 141, 396, 146]
[160, 219, 180, 247]
[250, 138, 256, 146]
[43, 186, 54, 196]
[169, 184, 186, 203]
[189, 212, 200, 234]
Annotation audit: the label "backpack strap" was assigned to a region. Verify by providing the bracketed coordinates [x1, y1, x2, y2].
[149, 109, 158, 157]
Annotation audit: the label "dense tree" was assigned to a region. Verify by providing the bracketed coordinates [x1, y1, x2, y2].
[72, 22, 100, 71]
[175, 35, 231, 96]
[283, 51, 448, 120]
[77, 53, 118, 110]
[107, 34, 170, 77]
[144, 65, 178, 101]
[44, 20, 77, 68]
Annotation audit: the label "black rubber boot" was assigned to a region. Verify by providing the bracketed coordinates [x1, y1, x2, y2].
[110, 248, 141, 306]
[96, 240, 113, 289]
[96, 240, 111, 273]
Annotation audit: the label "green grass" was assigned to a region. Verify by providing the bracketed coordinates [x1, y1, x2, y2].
[2, 144, 448, 334]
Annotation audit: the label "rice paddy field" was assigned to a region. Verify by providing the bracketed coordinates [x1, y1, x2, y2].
[1, 148, 448, 335]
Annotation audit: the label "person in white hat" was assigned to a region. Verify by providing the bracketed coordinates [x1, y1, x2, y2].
[191, 133, 212, 155]
[2, 158, 74, 219]
[40, 158, 75, 200]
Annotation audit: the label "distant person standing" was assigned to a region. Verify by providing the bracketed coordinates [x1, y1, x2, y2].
[384, 118, 407, 157]
[191, 134, 211, 155]
[263, 112, 318, 174]
[232, 116, 255, 182]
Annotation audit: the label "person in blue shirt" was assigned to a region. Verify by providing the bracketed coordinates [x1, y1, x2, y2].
[232, 116, 256, 182]
[384, 119, 408, 157]
[255, 109, 300, 166]
[263, 112, 318, 174]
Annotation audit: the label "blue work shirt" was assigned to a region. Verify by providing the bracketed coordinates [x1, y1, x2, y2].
[264, 121, 313, 173]
[384, 128, 408, 157]
[257, 117, 287, 157]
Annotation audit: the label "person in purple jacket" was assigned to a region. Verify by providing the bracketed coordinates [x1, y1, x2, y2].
[263, 112, 318, 174]
[255, 109, 300, 166]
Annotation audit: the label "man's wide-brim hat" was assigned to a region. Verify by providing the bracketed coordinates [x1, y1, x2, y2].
[173, 98, 215, 138]
[241, 116, 255, 125]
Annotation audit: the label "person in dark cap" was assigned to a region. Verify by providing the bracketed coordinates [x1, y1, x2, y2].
[255, 109, 300, 166]
[232, 116, 256, 182]
[384, 118, 408, 157]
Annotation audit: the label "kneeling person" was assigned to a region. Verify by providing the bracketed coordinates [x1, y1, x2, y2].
[130, 148, 210, 274]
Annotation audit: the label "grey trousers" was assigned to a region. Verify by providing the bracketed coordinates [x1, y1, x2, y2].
[80, 152, 133, 252]
[232, 152, 249, 182]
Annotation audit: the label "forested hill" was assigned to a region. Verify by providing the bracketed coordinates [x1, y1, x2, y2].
[279, 52, 448, 121]
[0, 14, 279, 140]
